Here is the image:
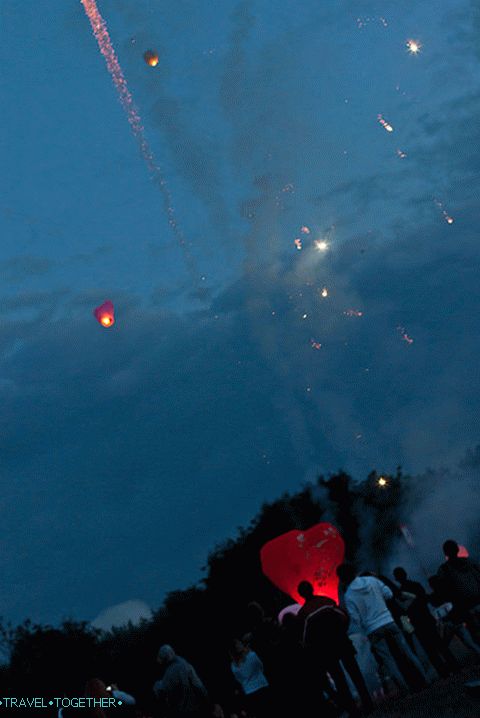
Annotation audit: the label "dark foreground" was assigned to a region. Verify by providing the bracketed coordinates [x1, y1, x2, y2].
[371, 666, 480, 718]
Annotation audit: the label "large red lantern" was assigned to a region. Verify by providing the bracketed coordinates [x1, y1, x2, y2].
[93, 300, 115, 327]
[260, 523, 345, 604]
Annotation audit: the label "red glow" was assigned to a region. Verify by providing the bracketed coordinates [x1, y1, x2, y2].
[458, 545, 469, 558]
[260, 523, 345, 604]
[93, 300, 115, 328]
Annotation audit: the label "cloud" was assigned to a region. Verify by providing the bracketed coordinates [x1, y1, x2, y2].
[0, 256, 54, 282]
[91, 599, 153, 631]
[2, 263, 477, 624]
[220, 1, 256, 127]
[0, 295, 320, 624]
[1, 289, 68, 312]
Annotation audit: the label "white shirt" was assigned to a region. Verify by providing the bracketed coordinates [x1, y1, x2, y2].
[345, 576, 394, 635]
[231, 650, 268, 695]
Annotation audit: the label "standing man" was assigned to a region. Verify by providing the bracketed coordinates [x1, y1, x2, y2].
[337, 564, 426, 692]
[153, 645, 211, 718]
[298, 580, 374, 716]
[436, 540, 480, 638]
[393, 567, 458, 676]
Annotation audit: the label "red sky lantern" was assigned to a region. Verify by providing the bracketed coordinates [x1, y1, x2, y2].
[93, 300, 115, 328]
[260, 522, 345, 604]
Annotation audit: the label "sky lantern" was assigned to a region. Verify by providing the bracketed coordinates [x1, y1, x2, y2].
[143, 50, 159, 67]
[260, 523, 345, 604]
[93, 300, 115, 327]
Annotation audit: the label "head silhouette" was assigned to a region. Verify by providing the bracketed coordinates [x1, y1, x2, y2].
[297, 581, 314, 601]
[443, 540, 459, 559]
[157, 644, 176, 666]
[393, 567, 407, 583]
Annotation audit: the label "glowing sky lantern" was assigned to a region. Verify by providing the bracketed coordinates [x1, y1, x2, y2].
[260, 523, 345, 604]
[143, 50, 159, 67]
[93, 300, 115, 327]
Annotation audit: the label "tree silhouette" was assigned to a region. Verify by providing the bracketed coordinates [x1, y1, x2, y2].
[0, 462, 450, 711]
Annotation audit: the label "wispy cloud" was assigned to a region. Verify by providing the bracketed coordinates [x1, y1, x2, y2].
[1, 256, 54, 282]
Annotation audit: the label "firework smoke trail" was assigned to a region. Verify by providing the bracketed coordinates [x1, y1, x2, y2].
[80, 0, 197, 277]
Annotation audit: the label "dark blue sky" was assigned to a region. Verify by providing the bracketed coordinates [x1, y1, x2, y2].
[2, 0, 479, 625]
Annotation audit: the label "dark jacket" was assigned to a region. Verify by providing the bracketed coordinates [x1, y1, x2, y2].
[154, 655, 209, 716]
[399, 579, 437, 629]
[297, 595, 335, 632]
[437, 557, 480, 612]
[302, 602, 354, 662]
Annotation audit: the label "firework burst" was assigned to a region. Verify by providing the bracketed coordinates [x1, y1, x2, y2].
[406, 39, 421, 55]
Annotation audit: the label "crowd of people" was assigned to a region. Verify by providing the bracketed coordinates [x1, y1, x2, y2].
[61, 539, 480, 718]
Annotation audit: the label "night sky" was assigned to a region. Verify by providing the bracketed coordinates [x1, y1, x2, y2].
[2, 0, 479, 626]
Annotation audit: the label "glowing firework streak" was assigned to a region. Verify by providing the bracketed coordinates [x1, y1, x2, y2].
[397, 326, 413, 344]
[397, 149, 407, 159]
[378, 114, 394, 132]
[80, 0, 194, 273]
[310, 339, 322, 350]
[314, 240, 329, 252]
[344, 309, 363, 317]
[321, 287, 328, 298]
[294, 238, 302, 250]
